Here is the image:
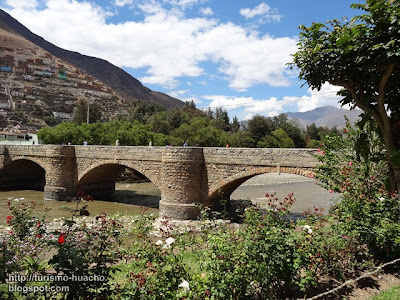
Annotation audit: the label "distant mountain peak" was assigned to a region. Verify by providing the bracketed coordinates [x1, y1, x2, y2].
[286, 105, 361, 128]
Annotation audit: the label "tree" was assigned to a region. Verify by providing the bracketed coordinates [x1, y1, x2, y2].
[281, 122, 305, 148]
[126, 100, 165, 124]
[148, 111, 171, 135]
[257, 135, 278, 148]
[73, 100, 102, 124]
[170, 117, 228, 146]
[306, 123, 320, 141]
[246, 115, 274, 146]
[272, 113, 288, 129]
[212, 108, 230, 132]
[291, 0, 400, 191]
[229, 130, 254, 148]
[272, 128, 295, 148]
[230, 116, 240, 133]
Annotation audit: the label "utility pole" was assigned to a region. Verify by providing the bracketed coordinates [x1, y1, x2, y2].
[86, 102, 89, 124]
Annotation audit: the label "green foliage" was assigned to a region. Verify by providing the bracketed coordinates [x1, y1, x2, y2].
[0, 202, 48, 283]
[281, 121, 305, 147]
[194, 206, 300, 298]
[229, 130, 254, 148]
[246, 115, 274, 146]
[147, 111, 172, 135]
[37, 120, 169, 146]
[211, 107, 231, 132]
[42, 115, 60, 126]
[271, 128, 295, 148]
[306, 139, 320, 148]
[370, 284, 400, 300]
[126, 99, 166, 124]
[0, 193, 122, 299]
[170, 117, 229, 146]
[38, 95, 328, 149]
[5, 202, 45, 240]
[230, 116, 240, 133]
[49, 212, 122, 298]
[291, 0, 400, 189]
[257, 134, 278, 148]
[73, 100, 102, 124]
[307, 123, 320, 141]
[316, 120, 400, 260]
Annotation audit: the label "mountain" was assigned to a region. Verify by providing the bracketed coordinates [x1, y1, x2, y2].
[286, 105, 362, 128]
[0, 9, 184, 109]
[0, 26, 133, 130]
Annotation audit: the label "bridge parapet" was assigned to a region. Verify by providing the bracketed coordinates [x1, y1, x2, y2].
[74, 145, 164, 160]
[0, 145, 75, 157]
[203, 148, 318, 168]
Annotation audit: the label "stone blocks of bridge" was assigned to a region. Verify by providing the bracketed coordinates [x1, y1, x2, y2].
[43, 146, 77, 201]
[1, 146, 319, 220]
[159, 147, 204, 220]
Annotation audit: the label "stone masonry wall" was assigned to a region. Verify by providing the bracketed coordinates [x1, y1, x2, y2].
[0, 146, 320, 219]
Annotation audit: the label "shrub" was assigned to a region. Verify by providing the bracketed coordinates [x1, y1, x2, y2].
[1, 192, 123, 299]
[316, 120, 400, 260]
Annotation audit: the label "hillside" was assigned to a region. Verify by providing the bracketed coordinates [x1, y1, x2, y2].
[0, 27, 132, 130]
[0, 9, 183, 109]
[286, 105, 362, 128]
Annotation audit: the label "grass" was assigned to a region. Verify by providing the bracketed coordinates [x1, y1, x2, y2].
[370, 284, 400, 300]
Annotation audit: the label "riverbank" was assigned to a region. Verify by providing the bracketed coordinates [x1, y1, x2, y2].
[240, 172, 313, 186]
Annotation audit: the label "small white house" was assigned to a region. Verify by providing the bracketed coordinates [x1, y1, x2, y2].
[52, 111, 74, 119]
[0, 132, 40, 145]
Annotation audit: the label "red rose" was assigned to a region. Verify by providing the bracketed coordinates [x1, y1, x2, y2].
[77, 190, 86, 197]
[58, 233, 66, 245]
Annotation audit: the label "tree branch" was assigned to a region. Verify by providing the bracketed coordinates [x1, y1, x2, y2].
[377, 63, 396, 148]
[328, 79, 384, 130]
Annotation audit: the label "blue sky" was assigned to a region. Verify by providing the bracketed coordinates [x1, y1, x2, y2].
[1, 0, 362, 120]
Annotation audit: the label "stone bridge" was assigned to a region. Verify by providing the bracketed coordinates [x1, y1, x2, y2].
[0, 145, 319, 219]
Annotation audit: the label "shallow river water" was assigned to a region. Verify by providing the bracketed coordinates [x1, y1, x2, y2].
[0, 174, 340, 222]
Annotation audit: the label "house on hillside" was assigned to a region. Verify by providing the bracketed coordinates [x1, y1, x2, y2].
[52, 111, 74, 119]
[0, 131, 39, 145]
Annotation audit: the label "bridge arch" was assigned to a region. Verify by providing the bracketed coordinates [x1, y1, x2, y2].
[77, 161, 162, 199]
[0, 158, 46, 190]
[207, 166, 314, 203]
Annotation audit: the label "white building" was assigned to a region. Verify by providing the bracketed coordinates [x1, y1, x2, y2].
[0, 132, 40, 145]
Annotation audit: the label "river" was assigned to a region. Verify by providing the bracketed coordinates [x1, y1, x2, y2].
[0, 174, 340, 222]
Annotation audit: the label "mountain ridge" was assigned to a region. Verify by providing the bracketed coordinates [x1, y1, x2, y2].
[286, 105, 362, 128]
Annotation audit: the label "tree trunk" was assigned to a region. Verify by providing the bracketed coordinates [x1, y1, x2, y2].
[388, 162, 400, 193]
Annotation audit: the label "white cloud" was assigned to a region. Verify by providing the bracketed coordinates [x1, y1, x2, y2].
[168, 89, 190, 98]
[239, 2, 281, 22]
[113, 0, 133, 7]
[200, 7, 213, 16]
[201, 94, 296, 120]
[5, 0, 38, 9]
[200, 85, 346, 121]
[295, 84, 344, 112]
[196, 25, 297, 91]
[166, 0, 203, 6]
[2, 0, 295, 91]
[240, 3, 271, 19]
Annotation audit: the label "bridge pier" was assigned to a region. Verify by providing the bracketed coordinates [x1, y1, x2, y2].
[159, 147, 205, 220]
[43, 146, 77, 201]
